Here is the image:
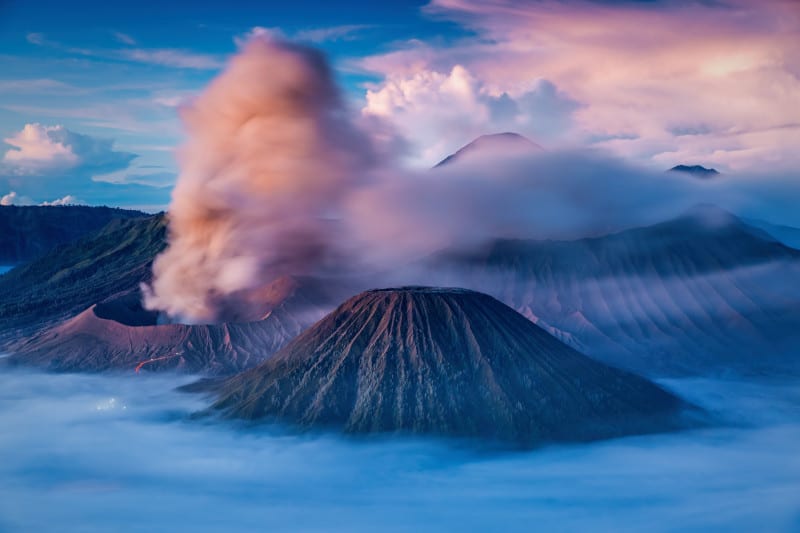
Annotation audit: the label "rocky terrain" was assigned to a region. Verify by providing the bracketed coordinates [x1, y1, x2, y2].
[0, 214, 167, 346]
[0, 205, 148, 265]
[3, 287, 322, 375]
[0, 208, 357, 374]
[200, 287, 693, 446]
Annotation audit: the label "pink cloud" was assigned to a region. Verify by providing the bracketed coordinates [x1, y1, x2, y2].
[3, 124, 79, 172]
[361, 0, 800, 170]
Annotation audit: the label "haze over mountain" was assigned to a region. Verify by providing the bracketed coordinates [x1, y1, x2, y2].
[201, 287, 692, 446]
[742, 217, 800, 250]
[423, 205, 800, 376]
[434, 132, 543, 168]
[0, 205, 148, 265]
[3, 201, 798, 377]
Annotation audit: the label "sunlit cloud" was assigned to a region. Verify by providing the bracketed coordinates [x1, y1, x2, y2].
[40, 194, 82, 206]
[3, 124, 80, 173]
[0, 191, 33, 206]
[360, 0, 800, 171]
[363, 64, 579, 165]
[0, 124, 166, 207]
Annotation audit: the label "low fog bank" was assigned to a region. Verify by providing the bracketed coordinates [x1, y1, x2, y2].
[1, 371, 799, 532]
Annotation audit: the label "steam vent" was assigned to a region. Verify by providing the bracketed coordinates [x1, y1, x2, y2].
[204, 287, 694, 447]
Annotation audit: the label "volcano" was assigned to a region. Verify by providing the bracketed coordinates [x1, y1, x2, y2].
[425, 206, 800, 376]
[0, 211, 360, 374]
[668, 164, 719, 178]
[203, 287, 691, 446]
[5, 275, 344, 375]
[434, 132, 542, 167]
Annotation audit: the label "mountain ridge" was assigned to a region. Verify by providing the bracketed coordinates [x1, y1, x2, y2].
[424, 206, 800, 375]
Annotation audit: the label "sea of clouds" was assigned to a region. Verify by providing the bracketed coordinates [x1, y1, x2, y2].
[1, 369, 798, 532]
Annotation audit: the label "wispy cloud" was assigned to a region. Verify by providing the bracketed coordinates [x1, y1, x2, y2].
[112, 31, 137, 46]
[24, 32, 222, 70]
[235, 24, 373, 47]
[0, 79, 78, 93]
[2, 102, 182, 134]
[25, 32, 94, 56]
[295, 24, 373, 43]
[25, 32, 46, 45]
[118, 48, 223, 70]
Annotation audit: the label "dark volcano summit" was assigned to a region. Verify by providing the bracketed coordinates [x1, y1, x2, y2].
[668, 164, 719, 178]
[204, 287, 691, 446]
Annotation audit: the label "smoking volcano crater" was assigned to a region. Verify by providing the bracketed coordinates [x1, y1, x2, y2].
[198, 287, 697, 447]
[8, 276, 344, 375]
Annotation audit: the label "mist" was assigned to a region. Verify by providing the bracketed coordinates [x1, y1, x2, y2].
[1, 369, 799, 532]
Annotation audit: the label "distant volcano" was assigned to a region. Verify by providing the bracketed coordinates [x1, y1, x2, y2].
[201, 287, 692, 446]
[434, 132, 542, 167]
[425, 205, 800, 376]
[668, 164, 719, 178]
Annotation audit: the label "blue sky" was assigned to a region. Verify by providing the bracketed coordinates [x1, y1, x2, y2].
[0, 0, 798, 211]
[0, 0, 467, 209]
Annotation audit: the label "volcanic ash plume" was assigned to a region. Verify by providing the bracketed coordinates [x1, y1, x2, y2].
[142, 36, 372, 324]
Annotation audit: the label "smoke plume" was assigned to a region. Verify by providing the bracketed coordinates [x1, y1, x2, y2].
[143, 36, 373, 323]
[145, 36, 800, 325]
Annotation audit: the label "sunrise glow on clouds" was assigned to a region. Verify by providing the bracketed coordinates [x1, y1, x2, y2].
[362, 0, 800, 169]
[0, 0, 797, 208]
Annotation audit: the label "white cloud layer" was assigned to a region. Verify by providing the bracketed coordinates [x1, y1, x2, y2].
[0, 370, 798, 532]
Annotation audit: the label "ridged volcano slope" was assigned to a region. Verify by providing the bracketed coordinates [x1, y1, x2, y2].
[5, 276, 338, 375]
[426, 207, 800, 376]
[206, 287, 690, 446]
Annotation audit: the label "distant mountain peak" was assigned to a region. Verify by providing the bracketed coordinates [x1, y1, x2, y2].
[434, 132, 543, 168]
[668, 164, 720, 178]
